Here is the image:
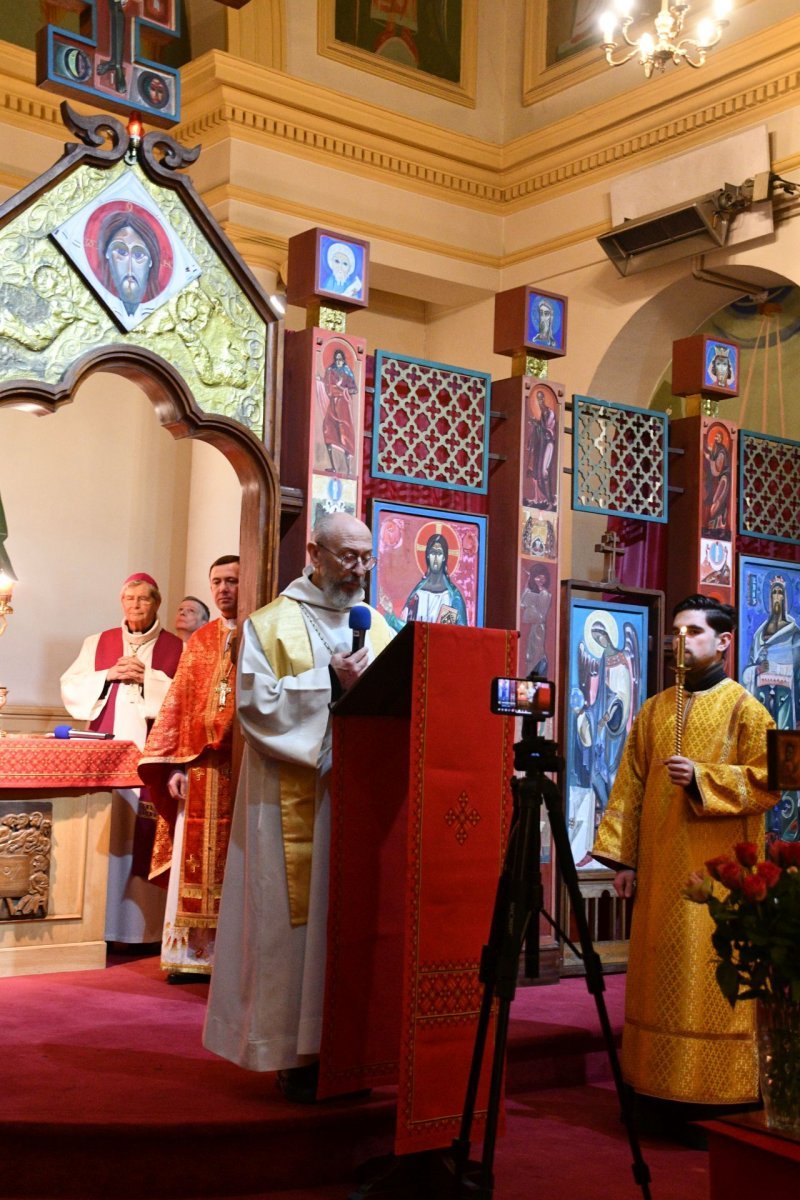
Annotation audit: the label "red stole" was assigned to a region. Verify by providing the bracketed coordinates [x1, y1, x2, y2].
[138, 619, 236, 918]
[92, 626, 182, 879]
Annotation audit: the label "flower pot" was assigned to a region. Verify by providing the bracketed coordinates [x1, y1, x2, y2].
[756, 1000, 800, 1134]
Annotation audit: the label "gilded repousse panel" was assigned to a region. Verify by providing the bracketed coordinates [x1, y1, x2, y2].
[0, 162, 267, 437]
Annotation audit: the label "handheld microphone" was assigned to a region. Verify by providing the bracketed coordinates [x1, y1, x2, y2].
[349, 605, 372, 653]
[53, 725, 114, 740]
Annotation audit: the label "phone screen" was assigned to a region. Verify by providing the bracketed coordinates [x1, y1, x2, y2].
[490, 677, 554, 719]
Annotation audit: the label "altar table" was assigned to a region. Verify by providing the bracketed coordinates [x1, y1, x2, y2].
[0, 736, 142, 976]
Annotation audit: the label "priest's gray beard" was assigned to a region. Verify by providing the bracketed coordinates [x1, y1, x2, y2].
[320, 579, 359, 610]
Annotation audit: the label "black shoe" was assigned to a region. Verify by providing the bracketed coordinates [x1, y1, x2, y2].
[107, 941, 161, 957]
[675, 1123, 708, 1150]
[166, 971, 210, 984]
[277, 1061, 320, 1104]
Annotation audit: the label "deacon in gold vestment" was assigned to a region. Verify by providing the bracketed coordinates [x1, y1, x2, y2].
[593, 595, 777, 1110]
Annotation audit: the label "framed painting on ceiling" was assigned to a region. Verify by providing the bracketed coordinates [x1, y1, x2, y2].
[319, 1, 477, 106]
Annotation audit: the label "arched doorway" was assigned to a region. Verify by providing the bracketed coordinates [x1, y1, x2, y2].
[0, 105, 282, 716]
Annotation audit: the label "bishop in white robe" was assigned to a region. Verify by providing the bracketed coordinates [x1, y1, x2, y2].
[60, 572, 182, 943]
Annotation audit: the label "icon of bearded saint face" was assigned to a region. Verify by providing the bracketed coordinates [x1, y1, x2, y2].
[104, 220, 154, 313]
[319, 237, 364, 300]
[83, 202, 174, 317]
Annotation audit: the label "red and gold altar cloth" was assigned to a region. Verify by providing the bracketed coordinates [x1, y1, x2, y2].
[0, 736, 142, 789]
[320, 623, 516, 1156]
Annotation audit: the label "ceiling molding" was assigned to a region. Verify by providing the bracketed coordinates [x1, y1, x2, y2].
[1, 14, 799, 221]
[180, 16, 800, 212]
[503, 13, 800, 210]
[212, 183, 610, 277]
[210, 184, 500, 268]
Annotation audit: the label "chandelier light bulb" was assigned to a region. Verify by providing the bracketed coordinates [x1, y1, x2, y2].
[696, 18, 717, 47]
[600, 11, 618, 43]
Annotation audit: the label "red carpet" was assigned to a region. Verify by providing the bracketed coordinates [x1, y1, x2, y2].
[0, 956, 708, 1199]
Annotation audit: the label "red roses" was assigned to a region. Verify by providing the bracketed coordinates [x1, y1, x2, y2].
[685, 838, 800, 1005]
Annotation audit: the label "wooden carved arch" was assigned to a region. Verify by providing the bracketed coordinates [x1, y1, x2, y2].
[0, 102, 284, 617]
[0, 346, 279, 619]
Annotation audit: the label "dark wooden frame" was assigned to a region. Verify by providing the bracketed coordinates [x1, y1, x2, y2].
[286, 225, 370, 313]
[493, 284, 568, 360]
[557, 577, 664, 974]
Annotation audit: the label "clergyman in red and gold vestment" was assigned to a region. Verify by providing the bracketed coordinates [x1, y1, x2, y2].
[139, 557, 239, 980]
[593, 594, 777, 1126]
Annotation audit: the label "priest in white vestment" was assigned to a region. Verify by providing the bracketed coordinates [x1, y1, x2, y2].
[203, 513, 394, 1101]
[60, 572, 182, 944]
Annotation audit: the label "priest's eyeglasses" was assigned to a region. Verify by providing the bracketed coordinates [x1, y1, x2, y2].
[315, 542, 377, 571]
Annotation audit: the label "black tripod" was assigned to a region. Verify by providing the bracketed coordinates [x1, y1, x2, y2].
[449, 722, 652, 1200]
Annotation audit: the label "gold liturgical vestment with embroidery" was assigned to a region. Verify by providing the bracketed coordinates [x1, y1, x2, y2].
[593, 678, 776, 1105]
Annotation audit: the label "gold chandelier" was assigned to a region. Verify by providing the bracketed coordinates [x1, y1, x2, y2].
[600, 1, 733, 78]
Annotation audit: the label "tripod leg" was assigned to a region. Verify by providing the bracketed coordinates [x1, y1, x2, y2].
[451, 976, 497, 1185]
[451, 776, 542, 1199]
[542, 779, 652, 1200]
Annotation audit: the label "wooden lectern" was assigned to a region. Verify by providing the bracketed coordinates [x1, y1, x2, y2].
[320, 622, 516, 1156]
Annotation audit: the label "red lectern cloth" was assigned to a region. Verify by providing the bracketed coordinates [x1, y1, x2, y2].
[321, 624, 516, 1157]
[0, 737, 142, 789]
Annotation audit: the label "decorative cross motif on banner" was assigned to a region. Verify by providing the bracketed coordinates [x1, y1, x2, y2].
[36, 1, 251, 128]
[444, 791, 481, 845]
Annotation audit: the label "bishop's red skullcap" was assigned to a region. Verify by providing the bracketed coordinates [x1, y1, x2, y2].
[122, 572, 159, 589]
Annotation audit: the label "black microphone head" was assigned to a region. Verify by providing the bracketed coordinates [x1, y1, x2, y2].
[349, 605, 372, 632]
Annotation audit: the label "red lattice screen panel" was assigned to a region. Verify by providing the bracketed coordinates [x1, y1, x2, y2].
[739, 431, 800, 545]
[371, 351, 491, 495]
